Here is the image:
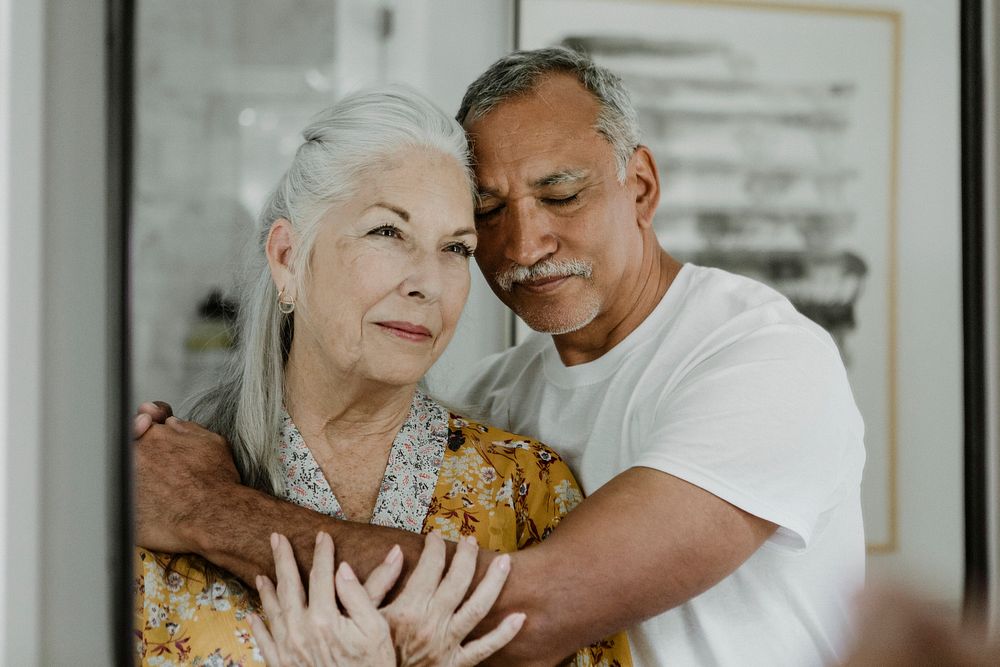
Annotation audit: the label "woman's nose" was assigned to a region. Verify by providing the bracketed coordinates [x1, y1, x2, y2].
[401, 251, 444, 302]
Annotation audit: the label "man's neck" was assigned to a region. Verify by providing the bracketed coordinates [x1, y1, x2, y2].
[552, 247, 682, 367]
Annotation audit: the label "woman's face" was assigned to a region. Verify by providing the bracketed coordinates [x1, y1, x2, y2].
[281, 148, 475, 388]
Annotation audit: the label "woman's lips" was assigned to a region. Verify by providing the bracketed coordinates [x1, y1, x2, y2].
[376, 321, 433, 342]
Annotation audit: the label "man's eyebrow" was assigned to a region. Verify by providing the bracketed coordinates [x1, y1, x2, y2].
[370, 202, 410, 221]
[533, 169, 588, 188]
[474, 169, 589, 203]
[475, 188, 498, 201]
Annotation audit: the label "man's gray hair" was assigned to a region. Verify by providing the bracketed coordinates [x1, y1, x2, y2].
[186, 85, 472, 496]
[457, 46, 640, 181]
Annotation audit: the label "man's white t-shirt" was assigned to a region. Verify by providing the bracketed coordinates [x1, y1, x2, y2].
[449, 264, 866, 667]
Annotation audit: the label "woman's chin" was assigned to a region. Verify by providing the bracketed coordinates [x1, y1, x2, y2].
[359, 364, 432, 389]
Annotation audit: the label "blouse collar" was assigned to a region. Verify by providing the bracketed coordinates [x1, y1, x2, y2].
[277, 388, 449, 533]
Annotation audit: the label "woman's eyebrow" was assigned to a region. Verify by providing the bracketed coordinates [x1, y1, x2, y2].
[451, 227, 476, 237]
[370, 202, 410, 221]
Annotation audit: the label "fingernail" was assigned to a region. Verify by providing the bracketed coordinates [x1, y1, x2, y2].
[464, 535, 477, 546]
[254, 575, 262, 590]
[270, 532, 278, 549]
[387, 545, 402, 564]
[339, 562, 356, 581]
[509, 612, 526, 630]
[316, 532, 323, 546]
[497, 554, 510, 573]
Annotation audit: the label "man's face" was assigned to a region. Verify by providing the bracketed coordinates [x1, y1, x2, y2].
[465, 74, 643, 335]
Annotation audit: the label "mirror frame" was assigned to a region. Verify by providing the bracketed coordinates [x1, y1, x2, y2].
[109, 0, 991, 657]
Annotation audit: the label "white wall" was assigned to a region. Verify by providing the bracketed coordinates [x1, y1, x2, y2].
[2, 0, 46, 661]
[2, 0, 115, 663]
[1, 0, 11, 654]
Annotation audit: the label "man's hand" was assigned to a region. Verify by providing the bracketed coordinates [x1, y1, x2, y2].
[132, 400, 173, 439]
[133, 415, 240, 553]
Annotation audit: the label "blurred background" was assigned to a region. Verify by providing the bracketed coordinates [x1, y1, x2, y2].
[2, 0, 999, 663]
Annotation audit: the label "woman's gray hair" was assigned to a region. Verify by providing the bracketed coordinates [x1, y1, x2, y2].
[456, 46, 640, 181]
[186, 85, 473, 496]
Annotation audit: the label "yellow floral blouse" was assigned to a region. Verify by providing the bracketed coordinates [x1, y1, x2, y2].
[135, 390, 631, 666]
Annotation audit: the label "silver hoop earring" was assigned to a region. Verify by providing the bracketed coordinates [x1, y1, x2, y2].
[277, 288, 295, 315]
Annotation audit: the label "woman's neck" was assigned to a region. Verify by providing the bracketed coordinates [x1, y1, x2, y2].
[282, 347, 416, 457]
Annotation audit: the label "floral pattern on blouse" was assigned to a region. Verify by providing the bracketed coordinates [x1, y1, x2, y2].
[135, 393, 631, 666]
[278, 388, 448, 533]
[134, 549, 263, 666]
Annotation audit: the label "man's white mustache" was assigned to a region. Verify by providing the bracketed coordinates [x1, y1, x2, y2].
[494, 259, 593, 292]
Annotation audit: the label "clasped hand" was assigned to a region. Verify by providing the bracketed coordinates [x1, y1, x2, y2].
[252, 531, 524, 667]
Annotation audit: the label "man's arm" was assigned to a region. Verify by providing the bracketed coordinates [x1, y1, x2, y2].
[487, 467, 775, 663]
[136, 418, 774, 665]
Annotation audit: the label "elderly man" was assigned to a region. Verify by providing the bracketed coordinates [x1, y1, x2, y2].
[136, 48, 865, 666]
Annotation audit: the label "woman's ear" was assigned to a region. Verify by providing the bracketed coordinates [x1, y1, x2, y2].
[629, 146, 661, 230]
[265, 218, 296, 296]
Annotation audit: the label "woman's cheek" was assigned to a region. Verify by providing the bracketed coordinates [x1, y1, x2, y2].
[443, 261, 471, 323]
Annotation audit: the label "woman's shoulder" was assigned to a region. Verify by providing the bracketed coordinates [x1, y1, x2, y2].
[443, 415, 583, 548]
[447, 414, 566, 467]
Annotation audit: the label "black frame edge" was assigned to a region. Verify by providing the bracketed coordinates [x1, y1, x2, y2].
[960, 0, 989, 620]
[106, 0, 134, 662]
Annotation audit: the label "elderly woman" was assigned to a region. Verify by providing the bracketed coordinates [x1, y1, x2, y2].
[133, 87, 631, 666]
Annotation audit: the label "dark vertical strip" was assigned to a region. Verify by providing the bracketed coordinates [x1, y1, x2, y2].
[106, 0, 134, 662]
[513, 0, 522, 50]
[960, 0, 989, 620]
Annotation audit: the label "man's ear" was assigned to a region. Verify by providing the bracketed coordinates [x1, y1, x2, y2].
[265, 218, 296, 296]
[629, 146, 661, 230]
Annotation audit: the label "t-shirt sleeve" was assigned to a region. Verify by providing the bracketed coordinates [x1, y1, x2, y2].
[631, 323, 865, 550]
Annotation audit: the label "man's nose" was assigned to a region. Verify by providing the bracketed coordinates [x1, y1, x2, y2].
[504, 200, 557, 267]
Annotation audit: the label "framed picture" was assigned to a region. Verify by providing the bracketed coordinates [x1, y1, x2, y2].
[517, 0, 969, 598]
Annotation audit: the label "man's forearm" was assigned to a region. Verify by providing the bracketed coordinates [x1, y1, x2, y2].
[182, 482, 560, 662]
[187, 483, 429, 585]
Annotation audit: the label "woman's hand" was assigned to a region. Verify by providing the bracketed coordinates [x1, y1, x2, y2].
[382, 532, 526, 667]
[250, 532, 398, 667]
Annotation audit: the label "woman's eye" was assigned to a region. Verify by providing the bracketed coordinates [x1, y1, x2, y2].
[369, 225, 401, 239]
[445, 242, 474, 258]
